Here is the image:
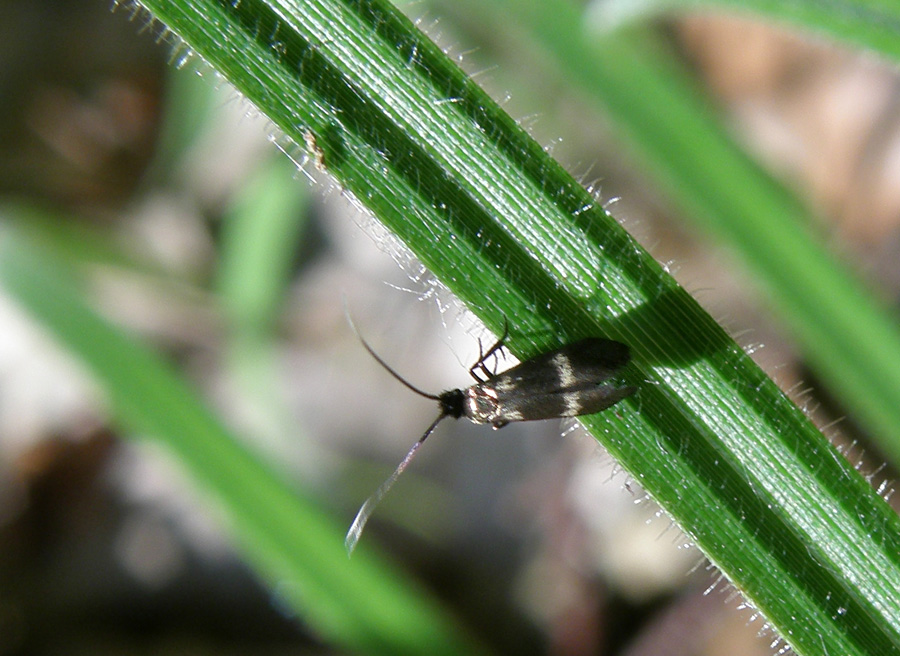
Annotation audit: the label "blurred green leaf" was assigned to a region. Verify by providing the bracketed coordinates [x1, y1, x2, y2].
[0, 223, 485, 656]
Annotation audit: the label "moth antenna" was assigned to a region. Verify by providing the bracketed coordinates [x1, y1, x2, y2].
[346, 312, 441, 401]
[345, 412, 448, 555]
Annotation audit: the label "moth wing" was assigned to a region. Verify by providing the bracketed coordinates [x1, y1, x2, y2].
[559, 382, 637, 416]
[491, 338, 631, 393]
[497, 382, 636, 423]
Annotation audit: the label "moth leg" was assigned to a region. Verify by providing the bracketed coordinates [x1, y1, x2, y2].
[469, 320, 510, 382]
[469, 337, 488, 383]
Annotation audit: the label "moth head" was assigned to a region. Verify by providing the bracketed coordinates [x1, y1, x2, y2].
[439, 388, 465, 419]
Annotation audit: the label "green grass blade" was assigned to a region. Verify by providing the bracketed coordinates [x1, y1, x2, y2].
[0, 224, 485, 656]
[458, 0, 900, 465]
[76, 1, 900, 654]
[217, 155, 312, 448]
[218, 155, 310, 339]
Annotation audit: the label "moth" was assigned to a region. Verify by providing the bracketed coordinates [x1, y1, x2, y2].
[345, 326, 636, 554]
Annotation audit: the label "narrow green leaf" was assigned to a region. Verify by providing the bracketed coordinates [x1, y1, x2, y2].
[475, 0, 900, 466]
[217, 155, 312, 450]
[218, 154, 310, 338]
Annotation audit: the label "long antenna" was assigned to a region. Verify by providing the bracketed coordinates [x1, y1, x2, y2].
[345, 412, 448, 555]
[345, 309, 440, 401]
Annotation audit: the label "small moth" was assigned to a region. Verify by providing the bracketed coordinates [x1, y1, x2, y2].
[345, 326, 636, 554]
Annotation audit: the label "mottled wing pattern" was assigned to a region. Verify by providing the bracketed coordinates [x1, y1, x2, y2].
[489, 338, 630, 393]
[497, 383, 637, 422]
[486, 338, 635, 423]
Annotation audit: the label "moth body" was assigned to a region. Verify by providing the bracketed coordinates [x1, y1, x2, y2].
[345, 328, 636, 555]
